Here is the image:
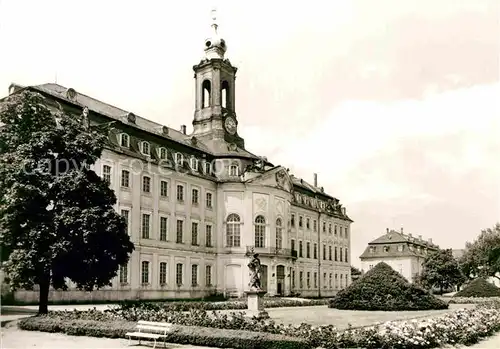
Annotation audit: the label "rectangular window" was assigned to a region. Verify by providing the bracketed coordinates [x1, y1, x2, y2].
[291, 239, 295, 252]
[160, 180, 168, 197]
[345, 248, 349, 263]
[323, 272, 327, 288]
[291, 214, 295, 227]
[307, 272, 311, 288]
[329, 223, 332, 234]
[176, 263, 183, 285]
[159, 147, 167, 160]
[142, 176, 151, 193]
[141, 213, 150, 239]
[119, 264, 128, 284]
[206, 265, 212, 286]
[334, 225, 338, 235]
[191, 264, 198, 286]
[121, 170, 129, 187]
[339, 226, 343, 238]
[176, 220, 183, 243]
[160, 217, 168, 241]
[292, 270, 296, 288]
[306, 242, 310, 258]
[206, 192, 213, 208]
[192, 189, 199, 205]
[306, 218, 310, 230]
[159, 262, 167, 285]
[121, 209, 129, 235]
[313, 243, 317, 259]
[335, 247, 338, 261]
[120, 133, 129, 147]
[299, 241, 303, 257]
[323, 222, 326, 233]
[328, 245, 332, 260]
[205, 161, 212, 175]
[176, 185, 184, 202]
[299, 271, 304, 288]
[323, 244, 326, 260]
[229, 165, 239, 176]
[192, 222, 198, 245]
[313, 220, 317, 232]
[299, 216, 303, 228]
[345, 227, 349, 238]
[205, 225, 212, 247]
[102, 165, 111, 184]
[329, 273, 332, 288]
[314, 272, 317, 288]
[141, 261, 149, 284]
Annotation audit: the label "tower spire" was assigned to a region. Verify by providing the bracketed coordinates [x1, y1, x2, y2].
[211, 7, 218, 34]
[204, 7, 226, 59]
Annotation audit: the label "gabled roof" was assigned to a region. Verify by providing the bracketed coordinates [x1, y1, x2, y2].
[290, 175, 334, 200]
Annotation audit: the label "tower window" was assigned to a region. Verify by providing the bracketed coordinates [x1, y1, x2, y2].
[221, 80, 229, 108]
[202, 80, 211, 108]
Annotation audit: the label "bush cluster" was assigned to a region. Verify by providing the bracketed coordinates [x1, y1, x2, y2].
[117, 298, 328, 312]
[329, 262, 449, 311]
[19, 301, 500, 349]
[454, 278, 500, 298]
[449, 296, 500, 304]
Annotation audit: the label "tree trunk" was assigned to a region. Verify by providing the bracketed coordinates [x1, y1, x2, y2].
[440, 285, 443, 295]
[38, 274, 50, 314]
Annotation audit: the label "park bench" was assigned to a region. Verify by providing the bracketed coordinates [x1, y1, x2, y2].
[125, 320, 173, 348]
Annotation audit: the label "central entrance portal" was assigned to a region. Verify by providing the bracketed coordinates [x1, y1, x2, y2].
[276, 265, 285, 296]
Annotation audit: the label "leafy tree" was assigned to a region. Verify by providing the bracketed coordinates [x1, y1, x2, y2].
[420, 249, 465, 294]
[459, 224, 500, 281]
[350, 266, 362, 281]
[0, 91, 134, 314]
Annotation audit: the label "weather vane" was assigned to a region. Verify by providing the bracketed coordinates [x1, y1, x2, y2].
[211, 6, 218, 32]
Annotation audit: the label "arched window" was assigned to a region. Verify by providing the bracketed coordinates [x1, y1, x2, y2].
[202, 80, 211, 108]
[221, 80, 229, 108]
[226, 214, 241, 247]
[275, 218, 283, 249]
[254, 215, 266, 248]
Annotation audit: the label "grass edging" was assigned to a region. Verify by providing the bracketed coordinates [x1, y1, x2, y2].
[18, 316, 311, 349]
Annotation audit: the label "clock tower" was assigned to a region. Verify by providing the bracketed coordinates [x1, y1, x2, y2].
[191, 9, 245, 149]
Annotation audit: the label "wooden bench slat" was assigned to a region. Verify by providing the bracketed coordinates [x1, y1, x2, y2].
[126, 332, 162, 338]
[137, 325, 169, 331]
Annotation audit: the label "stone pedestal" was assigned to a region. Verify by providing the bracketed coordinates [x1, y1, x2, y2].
[244, 290, 269, 319]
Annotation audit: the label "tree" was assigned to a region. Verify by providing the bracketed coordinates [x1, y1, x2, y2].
[0, 91, 134, 314]
[350, 266, 362, 281]
[459, 224, 500, 281]
[420, 249, 465, 294]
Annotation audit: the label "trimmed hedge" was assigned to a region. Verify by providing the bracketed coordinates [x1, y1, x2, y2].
[329, 262, 449, 311]
[117, 298, 329, 312]
[455, 278, 500, 298]
[449, 296, 500, 304]
[19, 316, 311, 349]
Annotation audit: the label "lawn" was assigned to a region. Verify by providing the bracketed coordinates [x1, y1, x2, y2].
[220, 303, 476, 330]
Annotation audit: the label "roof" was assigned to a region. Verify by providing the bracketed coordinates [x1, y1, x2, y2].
[290, 175, 334, 200]
[30, 83, 261, 160]
[452, 249, 465, 260]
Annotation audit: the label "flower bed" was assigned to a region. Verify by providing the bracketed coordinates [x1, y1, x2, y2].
[18, 316, 309, 349]
[116, 298, 328, 312]
[18, 301, 500, 349]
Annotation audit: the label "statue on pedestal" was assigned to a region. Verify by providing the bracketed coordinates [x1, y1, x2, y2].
[248, 253, 262, 291]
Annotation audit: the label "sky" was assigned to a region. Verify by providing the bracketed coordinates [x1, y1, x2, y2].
[1, 0, 499, 267]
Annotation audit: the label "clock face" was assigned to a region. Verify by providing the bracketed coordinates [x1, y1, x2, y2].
[224, 117, 237, 135]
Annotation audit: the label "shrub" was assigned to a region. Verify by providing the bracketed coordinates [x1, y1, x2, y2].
[117, 298, 328, 313]
[455, 278, 500, 298]
[329, 262, 449, 311]
[449, 296, 500, 304]
[18, 315, 310, 349]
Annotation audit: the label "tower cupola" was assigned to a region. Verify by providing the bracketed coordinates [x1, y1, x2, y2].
[204, 8, 226, 59]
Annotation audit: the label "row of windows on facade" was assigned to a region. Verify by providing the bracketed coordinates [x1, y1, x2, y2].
[368, 263, 404, 276]
[292, 270, 350, 290]
[290, 214, 349, 238]
[117, 134, 241, 177]
[103, 165, 214, 207]
[119, 262, 213, 287]
[369, 245, 430, 254]
[119, 262, 349, 290]
[292, 239, 349, 263]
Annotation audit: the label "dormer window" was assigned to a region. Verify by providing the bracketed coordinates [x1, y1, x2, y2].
[383, 246, 390, 252]
[141, 141, 150, 156]
[190, 158, 199, 171]
[204, 161, 212, 175]
[229, 164, 239, 176]
[398, 245, 404, 252]
[120, 133, 130, 148]
[369, 246, 375, 253]
[158, 147, 167, 160]
[175, 153, 184, 166]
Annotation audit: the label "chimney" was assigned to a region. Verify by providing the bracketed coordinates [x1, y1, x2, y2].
[314, 173, 318, 187]
[401, 227, 404, 233]
[428, 238, 433, 244]
[408, 233, 412, 238]
[386, 228, 389, 233]
[342, 207, 346, 215]
[418, 235, 422, 240]
[180, 125, 187, 135]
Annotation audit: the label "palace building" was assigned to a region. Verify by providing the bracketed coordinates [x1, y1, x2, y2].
[359, 228, 439, 283]
[7, 13, 353, 302]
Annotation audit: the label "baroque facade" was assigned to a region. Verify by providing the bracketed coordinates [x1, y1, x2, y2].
[359, 228, 439, 283]
[8, 16, 353, 302]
